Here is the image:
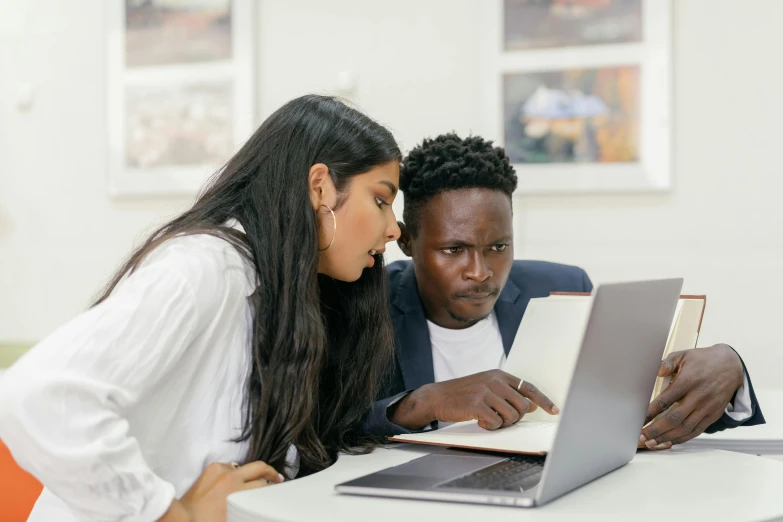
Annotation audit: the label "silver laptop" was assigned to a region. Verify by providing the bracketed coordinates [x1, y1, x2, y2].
[336, 279, 683, 507]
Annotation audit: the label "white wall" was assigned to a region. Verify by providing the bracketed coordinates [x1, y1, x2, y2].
[513, 0, 783, 388]
[1, 0, 781, 389]
[0, 0, 482, 342]
[0, 0, 194, 342]
[255, 0, 484, 260]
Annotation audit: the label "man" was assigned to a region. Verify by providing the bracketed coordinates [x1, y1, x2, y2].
[366, 133, 764, 449]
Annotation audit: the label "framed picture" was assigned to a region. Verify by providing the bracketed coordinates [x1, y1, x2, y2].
[480, 0, 671, 194]
[107, 0, 255, 196]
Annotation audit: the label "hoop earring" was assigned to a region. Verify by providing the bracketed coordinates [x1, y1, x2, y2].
[318, 204, 336, 251]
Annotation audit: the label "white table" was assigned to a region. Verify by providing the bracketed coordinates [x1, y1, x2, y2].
[228, 444, 783, 522]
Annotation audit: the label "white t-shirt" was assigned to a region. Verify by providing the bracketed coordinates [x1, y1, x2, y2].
[0, 227, 298, 522]
[429, 311, 507, 383]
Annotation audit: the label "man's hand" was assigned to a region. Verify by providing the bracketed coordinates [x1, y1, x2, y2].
[388, 370, 559, 431]
[640, 344, 744, 450]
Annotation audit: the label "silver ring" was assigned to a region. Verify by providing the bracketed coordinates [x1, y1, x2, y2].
[230, 461, 240, 469]
[517, 379, 524, 392]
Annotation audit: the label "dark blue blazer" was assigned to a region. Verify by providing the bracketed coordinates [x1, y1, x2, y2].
[364, 259, 765, 436]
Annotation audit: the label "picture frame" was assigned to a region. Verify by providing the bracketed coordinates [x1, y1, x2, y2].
[106, 0, 255, 196]
[480, 0, 672, 194]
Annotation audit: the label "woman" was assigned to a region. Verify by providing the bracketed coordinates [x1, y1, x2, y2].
[0, 95, 402, 522]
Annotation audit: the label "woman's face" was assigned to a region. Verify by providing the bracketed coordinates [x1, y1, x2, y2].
[316, 161, 401, 282]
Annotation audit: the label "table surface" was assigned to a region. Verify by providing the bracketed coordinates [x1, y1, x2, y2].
[229, 444, 783, 522]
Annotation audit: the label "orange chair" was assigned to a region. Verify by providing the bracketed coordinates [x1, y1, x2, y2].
[0, 440, 42, 522]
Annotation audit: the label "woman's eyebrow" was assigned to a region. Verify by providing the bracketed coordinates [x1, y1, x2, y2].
[377, 180, 398, 195]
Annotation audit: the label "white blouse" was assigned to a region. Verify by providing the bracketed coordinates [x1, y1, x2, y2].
[0, 229, 297, 522]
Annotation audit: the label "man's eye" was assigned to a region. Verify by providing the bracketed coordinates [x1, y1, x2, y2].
[375, 197, 388, 209]
[492, 244, 508, 252]
[442, 247, 463, 254]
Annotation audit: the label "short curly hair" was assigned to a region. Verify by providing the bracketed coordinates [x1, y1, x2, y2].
[400, 133, 517, 237]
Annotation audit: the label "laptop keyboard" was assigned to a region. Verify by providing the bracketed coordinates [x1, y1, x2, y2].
[438, 456, 545, 492]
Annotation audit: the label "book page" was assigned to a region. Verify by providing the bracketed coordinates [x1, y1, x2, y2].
[390, 420, 558, 454]
[668, 298, 704, 352]
[653, 300, 684, 398]
[391, 293, 705, 455]
[653, 297, 705, 398]
[502, 295, 592, 422]
[664, 300, 685, 357]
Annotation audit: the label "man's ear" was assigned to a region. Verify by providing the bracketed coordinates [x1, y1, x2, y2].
[308, 163, 336, 211]
[397, 221, 413, 257]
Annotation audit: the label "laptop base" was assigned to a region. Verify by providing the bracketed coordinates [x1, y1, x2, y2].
[335, 453, 539, 508]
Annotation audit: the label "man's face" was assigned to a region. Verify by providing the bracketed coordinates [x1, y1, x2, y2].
[406, 188, 514, 329]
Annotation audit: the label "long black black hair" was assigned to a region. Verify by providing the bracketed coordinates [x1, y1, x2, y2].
[95, 94, 400, 476]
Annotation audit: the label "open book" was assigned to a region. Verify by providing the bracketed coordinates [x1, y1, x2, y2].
[389, 293, 706, 454]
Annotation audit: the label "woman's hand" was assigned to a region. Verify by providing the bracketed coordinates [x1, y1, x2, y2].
[159, 461, 284, 522]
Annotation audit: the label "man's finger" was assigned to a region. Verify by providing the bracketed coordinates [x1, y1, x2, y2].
[513, 380, 559, 415]
[476, 404, 504, 431]
[490, 380, 532, 418]
[642, 396, 697, 443]
[643, 405, 702, 446]
[504, 394, 533, 422]
[638, 436, 672, 450]
[644, 375, 691, 425]
[485, 392, 522, 428]
[658, 351, 685, 377]
[650, 409, 706, 446]
[236, 461, 284, 484]
[670, 414, 720, 446]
